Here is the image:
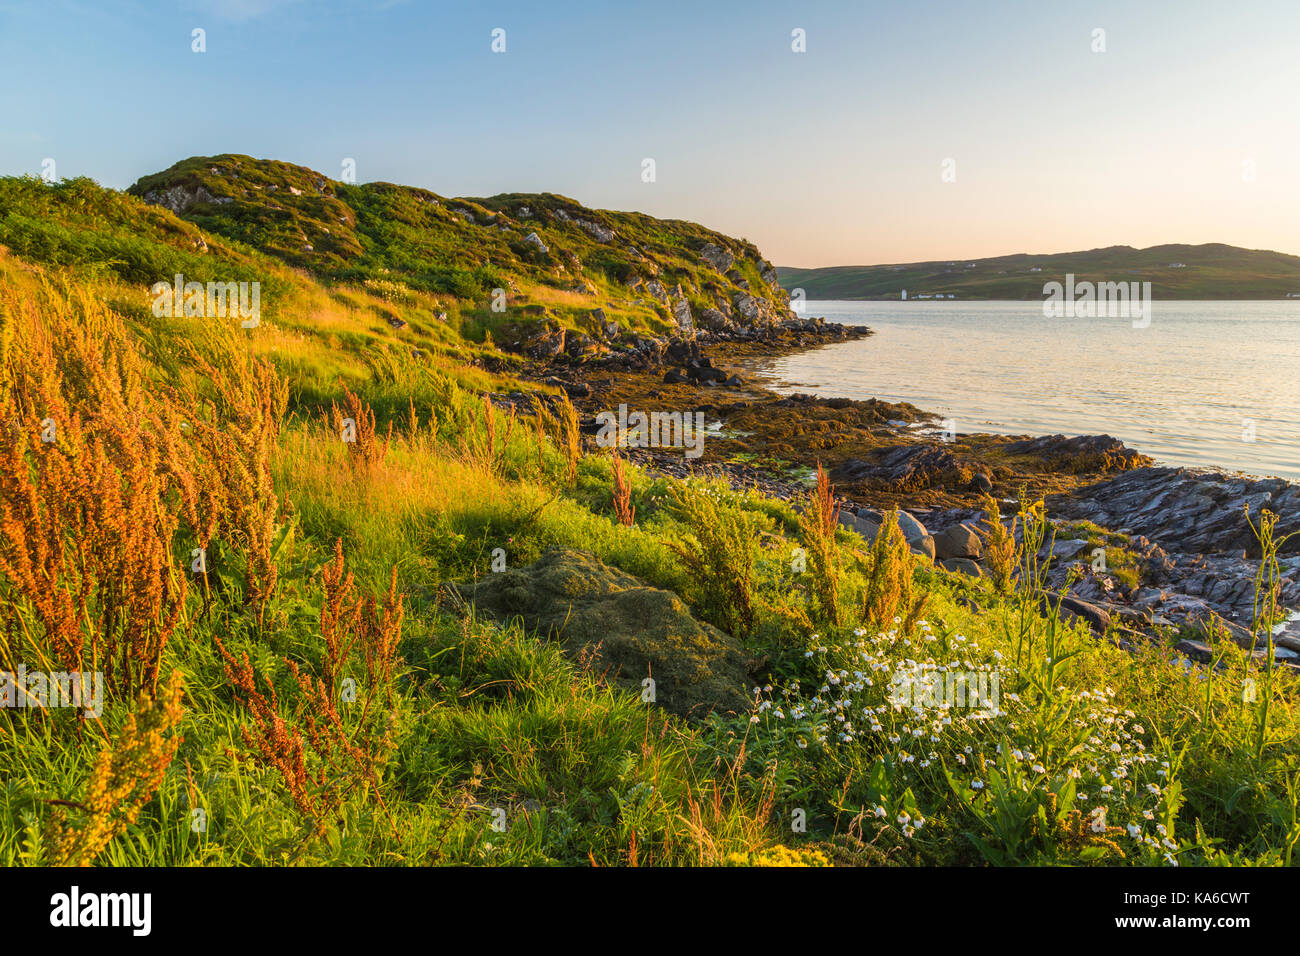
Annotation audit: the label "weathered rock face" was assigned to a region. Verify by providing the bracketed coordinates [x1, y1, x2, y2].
[733, 293, 784, 327]
[699, 242, 735, 274]
[1047, 467, 1300, 557]
[672, 297, 694, 331]
[564, 331, 597, 359]
[574, 218, 615, 243]
[523, 324, 565, 359]
[1002, 434, 1151, 473]
[142, 184, 225, 214]
[457, 549, 753, 718]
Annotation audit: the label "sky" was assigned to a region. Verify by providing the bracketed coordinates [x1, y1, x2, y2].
[1, 0, 1297, 266]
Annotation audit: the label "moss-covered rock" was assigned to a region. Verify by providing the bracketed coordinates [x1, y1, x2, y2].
[458, 548, 752, 718]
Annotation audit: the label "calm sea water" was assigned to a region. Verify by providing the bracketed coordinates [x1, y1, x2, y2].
[740, 300, 1300, 480]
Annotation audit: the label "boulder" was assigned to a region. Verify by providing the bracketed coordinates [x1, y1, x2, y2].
[837, 512, 881, 542]
[834, 444, 970, 493]
[894, 510, 929, 545]
[1044, 538, 1089, 562]
[1043, 593, 1111, 634]
[456, 549, 753, 717]
[933, 523, 981, 560]
[664, 338, 702, 366]
[940, 558, 982, 577]
[1175, 639, 1213, 663]
[699, 308, 735, 332]
[686, 366, 727, 385]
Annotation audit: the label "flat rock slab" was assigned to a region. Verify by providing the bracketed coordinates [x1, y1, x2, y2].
[1047, 467, 1300, 557]
[457, 548, 752, 718]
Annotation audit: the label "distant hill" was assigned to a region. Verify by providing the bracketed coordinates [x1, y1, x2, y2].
[777, 244, 1300, 300]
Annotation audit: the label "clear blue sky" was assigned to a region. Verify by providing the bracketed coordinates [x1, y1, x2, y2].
[2, 0, 1297, 265]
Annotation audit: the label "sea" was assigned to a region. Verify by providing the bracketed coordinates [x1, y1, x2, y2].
[737, 300, 1300, 480]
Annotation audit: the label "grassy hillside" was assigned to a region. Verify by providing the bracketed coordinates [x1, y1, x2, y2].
[1, 167, 1298, 867]
[778, 243, 1300, 300]
[124, 154, 794, 346]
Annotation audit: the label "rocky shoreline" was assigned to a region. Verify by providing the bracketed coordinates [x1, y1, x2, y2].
[499, 314, 1300, 673]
